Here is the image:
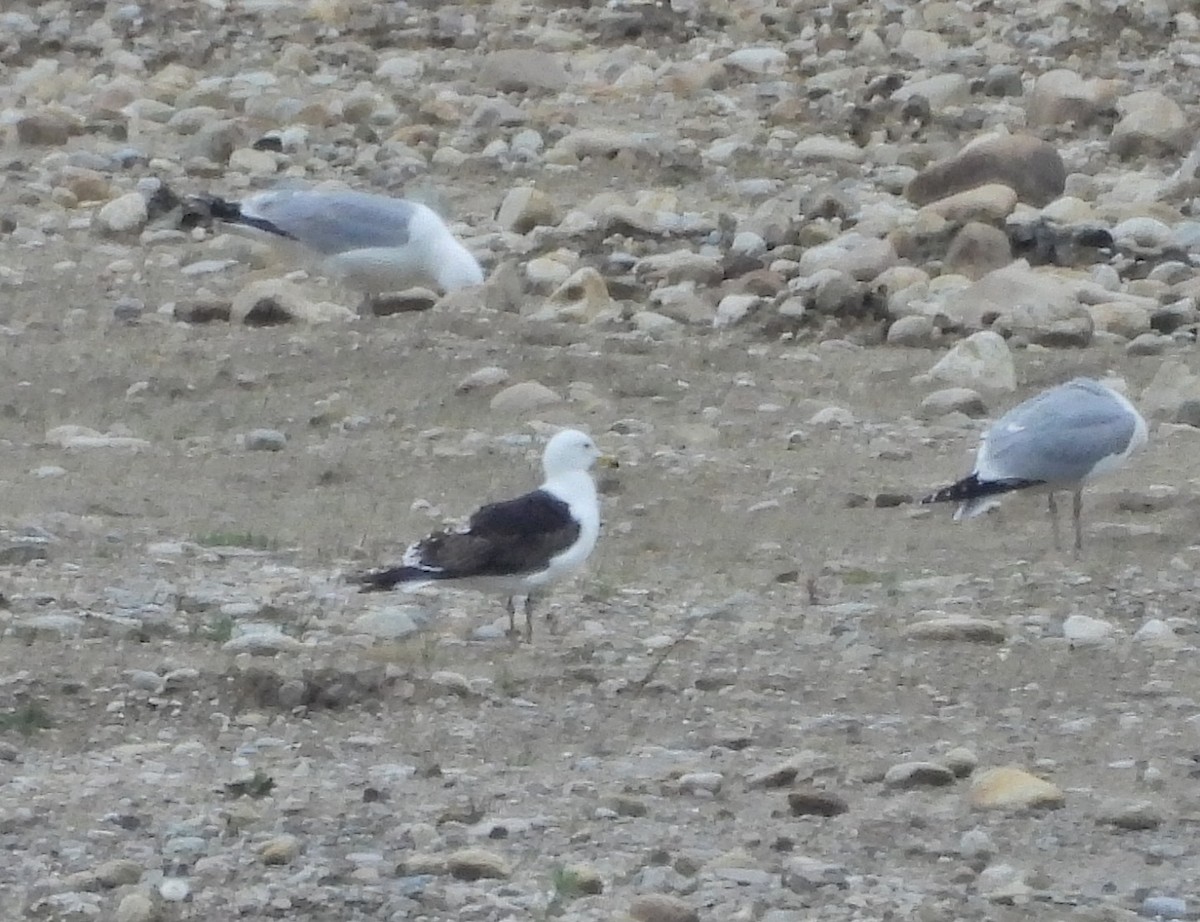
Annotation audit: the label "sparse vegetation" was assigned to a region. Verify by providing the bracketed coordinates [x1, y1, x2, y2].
[550, 866, 587, 900]
[201, 614, 235, 644]
[224, 768, 276, 799]
[194, 531, 277, 550]
[0, 702, 53, 736]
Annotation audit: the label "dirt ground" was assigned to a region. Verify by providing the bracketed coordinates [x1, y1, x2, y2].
[4, 252, 1199, 920]
[3, 3, 1200, 919]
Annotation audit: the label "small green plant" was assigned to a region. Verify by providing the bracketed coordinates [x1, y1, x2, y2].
[194, 531, 277, 550]
[224, 768, 276, 799]
[202, 615, 235, 644]
[551, 866, 586, 901]
[493, 661, 522, 697]
[0, 702, 53, 736]
[839, 568, 881, 586]
[582, 577, 618, 604]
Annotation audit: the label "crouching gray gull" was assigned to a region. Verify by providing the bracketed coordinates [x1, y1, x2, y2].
[921, 377, 1148, 552]
[194, 187, 484, 297]
[355, 429, 614, 642]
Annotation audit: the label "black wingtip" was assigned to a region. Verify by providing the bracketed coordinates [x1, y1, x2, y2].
[180, 194, 242, 231]
[920, 473, 1045, 506]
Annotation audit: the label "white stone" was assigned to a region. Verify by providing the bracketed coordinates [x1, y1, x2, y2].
[925, 331, 1016, 392]
[1062, 614, 1115, 646]
[95, 192, 148, 235]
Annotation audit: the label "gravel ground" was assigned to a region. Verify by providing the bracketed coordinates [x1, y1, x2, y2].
[3, 1, 1200, 921]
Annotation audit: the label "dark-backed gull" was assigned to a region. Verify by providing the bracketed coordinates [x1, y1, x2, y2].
[921, 377, 1148, 551]
[355, 429, 611, 641]
[194, 187, 484, 295]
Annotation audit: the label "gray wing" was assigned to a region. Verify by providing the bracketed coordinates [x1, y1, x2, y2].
[976, 378, 1138, 484]
[243, 190, 417, 255]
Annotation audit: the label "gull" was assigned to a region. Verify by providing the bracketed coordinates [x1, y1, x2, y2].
[921, 377, 1148, 552]
[192, 186, 484, 296]
[354, 429, 614, 642]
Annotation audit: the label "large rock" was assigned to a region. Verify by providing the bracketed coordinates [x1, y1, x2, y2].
[892, 73, 970, 109]
[945, 223, 1012, 280]
[1026, 69, 1121, 128]
[95, 192, 149, 236]
[906, 134, 1066, 207]
[1141, 359, 1200, 422]
[925, 331, 1016, 392]
[797, 233, 897, 281]
[918, 184, 1018, 225]
[495, 187, 558, 234]
[478, 49, 569, 92]
[936, 261, 1091, 346]
[969, 767, 1065, 811]
[1111, 91, 1192, 159]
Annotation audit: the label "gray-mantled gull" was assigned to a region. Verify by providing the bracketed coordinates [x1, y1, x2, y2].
[196, 187, 485, 295]
[921, 377, 1148, 552]
[354, 429, 616, 642]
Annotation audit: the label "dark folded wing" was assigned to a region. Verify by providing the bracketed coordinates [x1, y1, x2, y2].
[412, 489, 580, 579]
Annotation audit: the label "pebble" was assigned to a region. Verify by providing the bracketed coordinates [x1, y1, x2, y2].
[259, 834, 301, 865]
[489, 381, 563, 414]
[918, 387, 987, 420]
[903, 617, 1007, 644]
[350, 606, 428, 640]
[114, 891, 158, 922]
[495, 186, 557, 233]
[158, 878, 191, 902]
[883, 761, 956, 789]
[886, 314, 937, 347]
[786, 789, 849, 817]
[628, 894, 700, 922]
[713, 294, 762, 329]
[94, 859, 143, 888]
[1142, 896, 1188, 919]
[959, 828, 994, 861]
[676, 771, 723, 795]
[782, 856, 849, 893]
[1062, 614, 1116, 646]
[368, 289, 438, 316]
[445, 847, 511, 880]
[456, 366, 510, 393]
[243, 429, 287, 452]
[943, 747, 978, 777]
[1097, 799, 1163, 831]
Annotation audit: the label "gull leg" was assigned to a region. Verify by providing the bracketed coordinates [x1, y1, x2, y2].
[1072, 488, 1084, 555]
[1047, 492, 1062, 551]
[523, 592, 540, 644]
[505, 596, 517, 638]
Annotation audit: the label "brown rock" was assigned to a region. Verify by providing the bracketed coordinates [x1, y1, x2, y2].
[787, 788, 849, 817]
[16, 111, 79, 146]
[368, 289, 438, 316]
[175, 298, 232, 324]
[446, 847, 511, 880]
[945, 222, 1012, 280]
[628, 894, 699, 922]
